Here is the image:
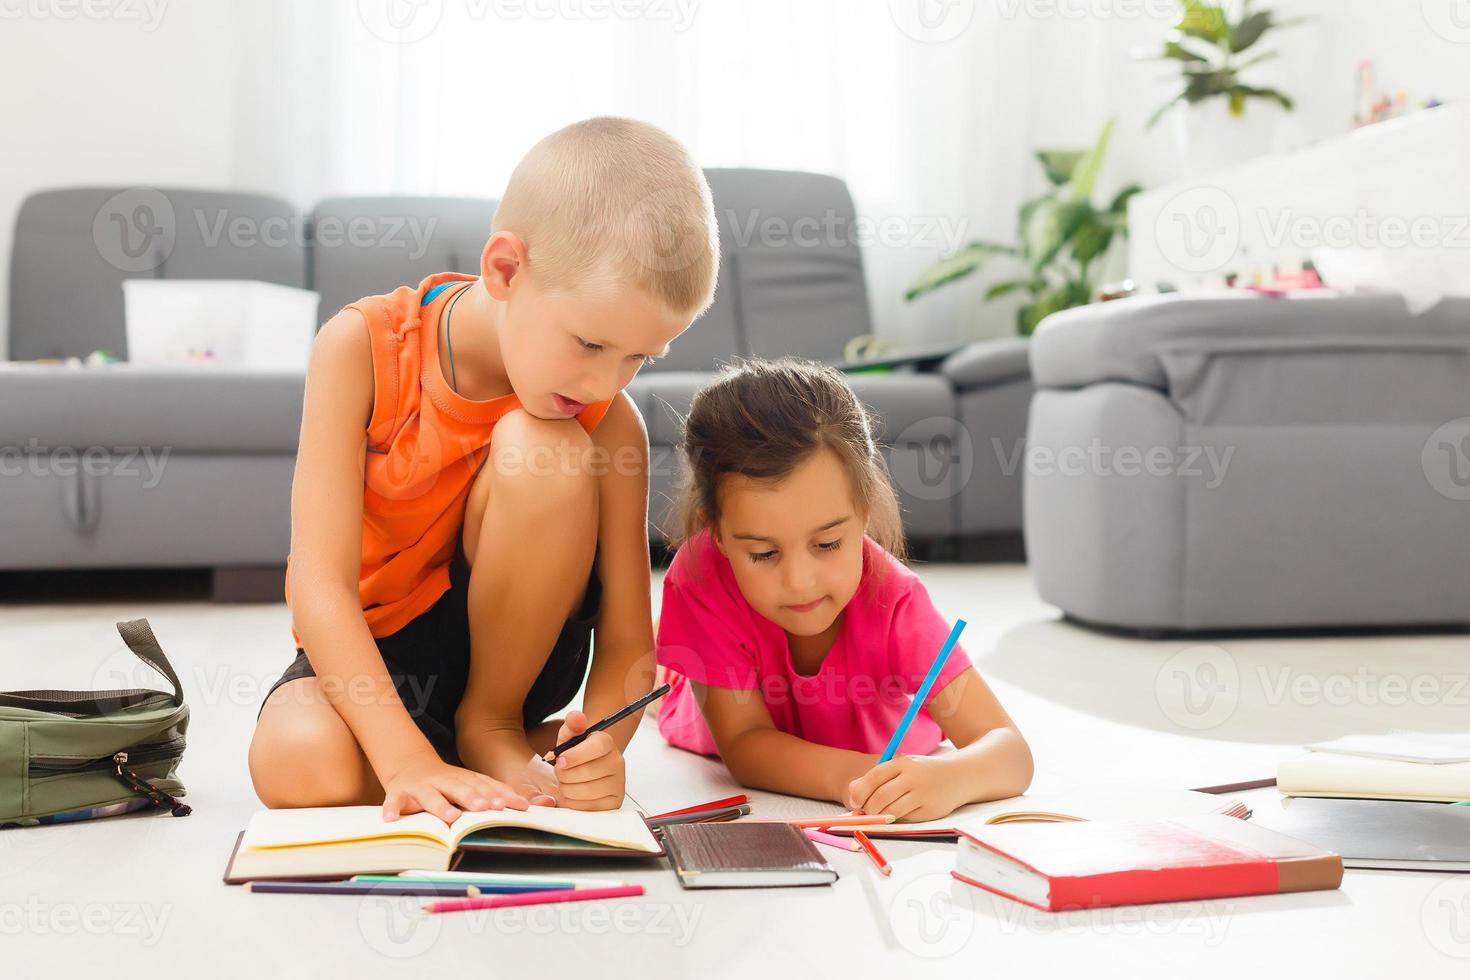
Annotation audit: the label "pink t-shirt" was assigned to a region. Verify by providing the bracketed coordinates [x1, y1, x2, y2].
[655, 529, 973, 758]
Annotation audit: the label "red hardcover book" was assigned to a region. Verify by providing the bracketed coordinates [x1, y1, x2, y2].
[953, 815, 1342, 912]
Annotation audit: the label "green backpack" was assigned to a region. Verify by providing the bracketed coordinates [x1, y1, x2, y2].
[0, 618, 192, 826]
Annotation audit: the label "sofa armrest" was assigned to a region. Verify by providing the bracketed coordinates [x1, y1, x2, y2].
[940, 336, 1032, 390]
[1028, 292, 1470, 391]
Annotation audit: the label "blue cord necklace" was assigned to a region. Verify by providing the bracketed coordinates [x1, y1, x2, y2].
[442, 282, 473, 392]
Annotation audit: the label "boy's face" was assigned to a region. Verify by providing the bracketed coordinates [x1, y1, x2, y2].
[714, 448, 869, 639]
[499, 273, 690, 420]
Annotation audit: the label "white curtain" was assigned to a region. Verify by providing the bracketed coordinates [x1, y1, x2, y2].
[232, 0, 1186, 344]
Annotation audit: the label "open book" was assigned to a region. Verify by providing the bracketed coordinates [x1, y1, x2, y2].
[225, 805, 663, 883]
[825, 785, 1250, 839]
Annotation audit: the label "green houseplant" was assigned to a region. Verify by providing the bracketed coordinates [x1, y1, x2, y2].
[904, 119, 1139, 336]
[1146, 0, 1299, 127]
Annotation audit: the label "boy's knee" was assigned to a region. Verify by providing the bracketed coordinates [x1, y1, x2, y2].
[485, 410, 598, 502]
[250, 696, 378, 808]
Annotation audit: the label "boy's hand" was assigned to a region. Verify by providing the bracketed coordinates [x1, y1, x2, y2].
[545, 710, 626, 810]
[381, 755, 530, 823]
[846, 755, 960, 823]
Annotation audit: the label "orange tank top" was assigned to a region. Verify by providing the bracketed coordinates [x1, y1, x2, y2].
[285, 272, 613, 644]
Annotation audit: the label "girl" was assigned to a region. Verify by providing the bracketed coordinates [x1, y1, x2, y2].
[655, 358, 1032, 822]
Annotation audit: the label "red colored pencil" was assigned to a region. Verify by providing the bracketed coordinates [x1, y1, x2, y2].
[422, 884, 645, 915]
[853, 830, 892, 877]
[645, 795, 750, 820]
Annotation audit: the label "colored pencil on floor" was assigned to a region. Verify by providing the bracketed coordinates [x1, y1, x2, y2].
[244, 880, 479, 897]
[645, 795, 750, 820]
[853, 830, 892, 877]
[753, 814, 896, 829]
[805, 828, 861, 852]
[422, 884, 645, 915]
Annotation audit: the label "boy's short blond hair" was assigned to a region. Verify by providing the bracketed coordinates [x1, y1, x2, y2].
[492, 116, 719, 318]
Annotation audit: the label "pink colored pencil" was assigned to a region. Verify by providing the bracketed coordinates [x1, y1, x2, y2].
[804, 828, 861, 852]
[422, 884, 644, 915]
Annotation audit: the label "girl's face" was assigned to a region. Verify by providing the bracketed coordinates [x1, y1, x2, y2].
[713, 448, 869, 638]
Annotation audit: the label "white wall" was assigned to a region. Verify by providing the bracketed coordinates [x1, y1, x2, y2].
[0, 0, 238, 355]
[2, 0, 1467, 354]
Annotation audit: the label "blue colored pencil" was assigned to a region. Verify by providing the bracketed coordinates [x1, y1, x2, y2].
[877, 619, 967, 763]
[243, 880, 479, 897]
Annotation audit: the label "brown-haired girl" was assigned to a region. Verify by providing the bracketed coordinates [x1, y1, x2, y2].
[654, 358, 1033, 822]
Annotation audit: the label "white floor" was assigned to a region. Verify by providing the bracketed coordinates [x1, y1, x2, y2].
[4, 562, 1469, 977]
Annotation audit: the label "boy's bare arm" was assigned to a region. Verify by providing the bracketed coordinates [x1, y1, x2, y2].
[286, 310, 444, 786]
[527, 392, 658, 756]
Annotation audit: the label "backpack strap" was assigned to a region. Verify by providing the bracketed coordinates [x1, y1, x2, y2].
[0, 619, 183, 713]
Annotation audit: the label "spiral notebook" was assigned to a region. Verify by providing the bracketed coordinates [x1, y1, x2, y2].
[661, 822, 838, 889]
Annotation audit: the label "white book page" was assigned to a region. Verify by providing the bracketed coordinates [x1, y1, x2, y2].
[446, 803, 661, 852]
[242, 806, 453, 850]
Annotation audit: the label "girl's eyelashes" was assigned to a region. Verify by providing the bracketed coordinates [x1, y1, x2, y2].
[576, 337, 603, 353]
[748, 540, 841, 564]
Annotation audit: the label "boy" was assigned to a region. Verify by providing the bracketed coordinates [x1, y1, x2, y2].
[249, 117, 719, 823]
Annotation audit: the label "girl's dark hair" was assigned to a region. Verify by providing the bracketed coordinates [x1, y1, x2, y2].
[668, 357, 907, 565]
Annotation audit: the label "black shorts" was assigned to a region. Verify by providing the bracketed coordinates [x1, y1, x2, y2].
[259, 537, 600, 762]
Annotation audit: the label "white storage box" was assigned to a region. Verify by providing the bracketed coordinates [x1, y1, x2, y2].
[122, 279, 319, 370]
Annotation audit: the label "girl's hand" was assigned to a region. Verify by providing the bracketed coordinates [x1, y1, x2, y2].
[381, 754, 530, 823]
[546, 710, 626, 811]
[846, 755, 961, 823]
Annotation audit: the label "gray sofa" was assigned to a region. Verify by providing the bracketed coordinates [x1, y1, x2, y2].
[1024, 292, 1470, 631]
[3, 172, 1031, 596]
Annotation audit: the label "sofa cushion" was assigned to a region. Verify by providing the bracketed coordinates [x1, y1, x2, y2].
[0, 365, 304, 453]
[9, 188, 306, 361]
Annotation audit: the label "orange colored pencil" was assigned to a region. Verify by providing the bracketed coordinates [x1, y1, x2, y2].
[753, 814, 897, 829]
[853, 830, 892, 877]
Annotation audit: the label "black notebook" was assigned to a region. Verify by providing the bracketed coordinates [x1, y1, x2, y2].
[1255, 798, 1470, 871]
[662, 822, 838, 889]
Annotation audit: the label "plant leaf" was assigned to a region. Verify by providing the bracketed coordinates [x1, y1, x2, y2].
[1023, 199, 1089, 272]
[1229, 10, 1272, 52]
[984, 278, 1035, 301]
[1036, 149, 1085, 186]
[1070, 211, 1114, 266]
[1108, 183, 1143, 216]
[1233, 84, 1294, 111]
[1178, 0, 1229, 44]
[903, 241, 1018, 301]
[1068, 117, 1115, 203]
[1161, 39, 1208, 62]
